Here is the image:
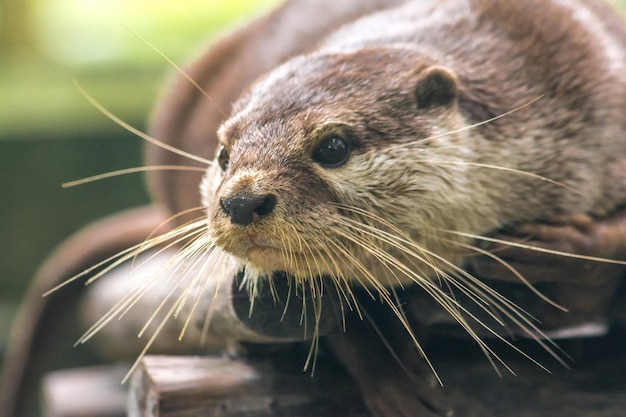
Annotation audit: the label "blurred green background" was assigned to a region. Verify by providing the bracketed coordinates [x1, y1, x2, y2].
[0, 0, 277, 359]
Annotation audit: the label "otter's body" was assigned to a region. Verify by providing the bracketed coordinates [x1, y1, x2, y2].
[186, 1, 626, 415]
[201, 0, 626, 288]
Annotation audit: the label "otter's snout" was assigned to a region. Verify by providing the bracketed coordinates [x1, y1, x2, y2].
[220, 193, 277, 225]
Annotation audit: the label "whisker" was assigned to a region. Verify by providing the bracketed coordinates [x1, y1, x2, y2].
[388, 95, 544, 151]
[332, 202, 576, 344]
[332, 204, 569, 371]
[167, 238, 223, 341]
[454, 240, 566, 311]
[123, 26, 228, 118]
[76, 219, 207, 332]
[43, 242, 145, 297]
[89, 220, 206, 288]
[446, 230, 626, 265]
[199, 251, 234, 345]
[123, 212, 207, 287]
[322, 218, 512, 384]
[362, 308, 417, 380]
[326, 226, 445, 384]
[416, 159, 581, 195]
[62, 166, 206, 188]
[292, 228, 357, 340]
[133, 207, 206, 254]
[76, 224, 208, 344]
[74, 81, 213, 166]
[307, 231, 359, 316]
[171, 236, 218, 320]
[121, 295, 185, 383]
[446, 271, 570, 369]
[43, 219, 203, 297]
[85, 230, 220, 384]
[335, 221, 538, 373]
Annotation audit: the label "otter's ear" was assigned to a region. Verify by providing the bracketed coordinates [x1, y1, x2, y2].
[414, 66, 458, 110]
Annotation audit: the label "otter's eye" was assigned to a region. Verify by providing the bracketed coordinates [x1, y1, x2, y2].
[312, 135, 350, 168]
[217, 146, 230, 171]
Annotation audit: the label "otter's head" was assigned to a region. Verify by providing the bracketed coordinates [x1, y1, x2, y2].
[202, 47, 493, 288]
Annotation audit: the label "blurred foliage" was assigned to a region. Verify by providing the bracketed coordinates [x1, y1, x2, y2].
[33, 0, 275, 66]
[1, 0, 623, 140]
[0, 0, 278, 140]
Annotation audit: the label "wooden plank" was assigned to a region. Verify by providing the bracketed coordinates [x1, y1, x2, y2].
[128, 355, 368, 417]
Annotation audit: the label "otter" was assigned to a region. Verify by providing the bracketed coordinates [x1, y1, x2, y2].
[2, 0, 626, 416]
[152, 0, 626, 414]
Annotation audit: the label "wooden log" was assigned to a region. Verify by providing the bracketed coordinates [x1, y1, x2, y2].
[128, 355, 368, 417]
[41, 365, 128, 417]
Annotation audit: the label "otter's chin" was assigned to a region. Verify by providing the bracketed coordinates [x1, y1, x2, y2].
[245, 246, 285, 269]
[244, 246, 329, 279]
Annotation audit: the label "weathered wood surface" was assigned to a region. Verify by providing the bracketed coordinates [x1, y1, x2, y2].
[128, 354, 368, 417]
[436, 332, 626, 417]
[128, 330, 626, 417]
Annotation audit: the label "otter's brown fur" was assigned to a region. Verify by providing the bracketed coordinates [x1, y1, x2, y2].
[201, 0, 626, 289]
[149, 0, 626, 415]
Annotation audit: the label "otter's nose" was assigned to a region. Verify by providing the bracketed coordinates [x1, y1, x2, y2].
[220, 194, 277, 225]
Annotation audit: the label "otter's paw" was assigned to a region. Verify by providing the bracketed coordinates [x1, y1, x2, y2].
[468, 212, 626, 285]
[467, 212, 626, 331]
